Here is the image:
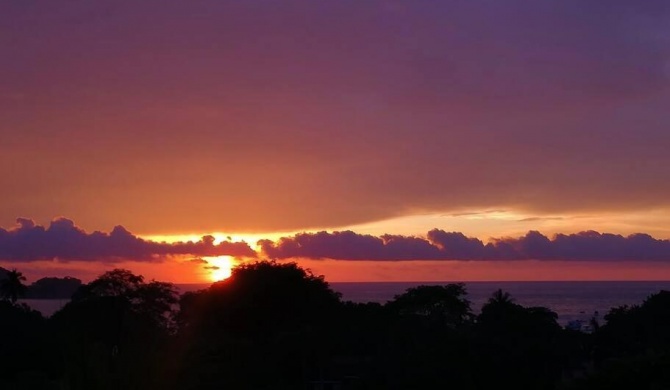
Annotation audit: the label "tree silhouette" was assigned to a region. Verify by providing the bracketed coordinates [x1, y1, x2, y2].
[476, 290, 566, 389]
[0, 299, 49, 387]
[174, 261, 343, 389]
[479, 289, 560, 334]
[4, 263, 670, 389]
[489, 288, 515, 305]
[387, 284, 472, 327]
[64, 268, 179, 332]
[0, 269, 28, 303]
[51, 269, 179, 389]
[567, 291, 670, 389]
[178, 261, 341, 336]
[72, 268, 144, 300]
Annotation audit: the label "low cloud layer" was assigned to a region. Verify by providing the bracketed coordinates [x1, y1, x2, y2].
[3, 218, 670, 263]
[0, 218, 255, 262]
[261, 230, 670, 261]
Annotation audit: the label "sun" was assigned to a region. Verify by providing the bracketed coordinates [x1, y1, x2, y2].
[206, 255, 235, 281]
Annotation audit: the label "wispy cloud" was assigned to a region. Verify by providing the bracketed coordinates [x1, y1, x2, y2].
[447, 210, 509, 218]
[517, 217, 565, 222]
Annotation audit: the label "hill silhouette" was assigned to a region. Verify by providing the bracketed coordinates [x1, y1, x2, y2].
[26, 277, 83, 299]
[0, 269, 82, 299]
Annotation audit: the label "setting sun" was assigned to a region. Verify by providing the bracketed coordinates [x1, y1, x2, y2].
[206, 255, 235, 281]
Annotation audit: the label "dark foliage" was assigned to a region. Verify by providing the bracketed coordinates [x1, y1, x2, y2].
[49, 269, 179, 390]
[0, 268, 28, 303]
[0, 301, 52, 386]
[173, 261, 342, 389]
[5, 263, 670, 389]
[564, 290, 670, 390]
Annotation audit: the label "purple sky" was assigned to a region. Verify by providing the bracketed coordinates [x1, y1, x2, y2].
[1, 2, 670, 282]
[1, 1, 668, 235]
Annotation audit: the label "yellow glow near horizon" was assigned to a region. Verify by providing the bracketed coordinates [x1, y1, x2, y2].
[206, 255, 235, 281]
[142, 232, 288, 247]
[141, 210, 670, 265]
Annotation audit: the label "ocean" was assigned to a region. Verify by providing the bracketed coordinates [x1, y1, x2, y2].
[21, 281, 670, 326]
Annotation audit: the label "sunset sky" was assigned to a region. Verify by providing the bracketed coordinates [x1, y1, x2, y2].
[2, 1, 669, 283]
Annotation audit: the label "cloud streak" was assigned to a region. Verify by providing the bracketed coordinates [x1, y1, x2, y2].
[0, 218, 256, 262]
[261, 229, 670, 262]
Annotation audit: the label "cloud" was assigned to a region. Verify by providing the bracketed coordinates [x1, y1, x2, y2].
[4, 218, 670, 263]
[0, 218, 256, 262]
[448, 210, 508, 218]
[261, 229, 670, 261]
[260, 231, 442, 261]
[426, 230, 486, 259]
[517, 217, 565, 222]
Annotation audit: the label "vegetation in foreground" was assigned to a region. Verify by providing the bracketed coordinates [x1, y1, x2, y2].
[2, 262, 670, 389]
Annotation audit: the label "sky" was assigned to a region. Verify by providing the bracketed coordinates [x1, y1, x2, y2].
[1, 1, 669, 283]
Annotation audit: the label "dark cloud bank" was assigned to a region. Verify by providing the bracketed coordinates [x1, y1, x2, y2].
[2, 218, 670, 263]
[0, 218, 255, 262]
[261, 230, 670, 262]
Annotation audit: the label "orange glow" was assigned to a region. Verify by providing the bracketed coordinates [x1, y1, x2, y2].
[7, 257, 670, 285]
[142, 232, 288, 248]
[288, 259, 670, 283]
[205, 255, 235, 281]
